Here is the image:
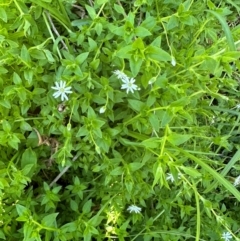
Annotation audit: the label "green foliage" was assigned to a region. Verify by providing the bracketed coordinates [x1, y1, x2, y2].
[0, 0, 240, 240]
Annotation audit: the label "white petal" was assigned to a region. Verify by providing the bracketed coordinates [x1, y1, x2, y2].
[55, 82, 60, 88]
[121, 84, 128, 89]
[59, 80, 65, 88]
[61, 93, 68, 101]
[129, 78, 136, 83]
[53, 92, 61, 98]
[171, 57, 176, 66]
[121, 76, 129, 83]
[99, 106, 106, 113]
[51, 86, 60, 90]
[129, 88, 134, 93]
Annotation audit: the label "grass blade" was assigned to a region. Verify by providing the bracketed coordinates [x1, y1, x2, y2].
[29, 0, 72, 31]
[207, 10, 236, 51]
[177, 147, 240, 202]
[204, 149, 240, 193]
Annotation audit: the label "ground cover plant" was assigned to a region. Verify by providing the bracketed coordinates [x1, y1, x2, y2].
[0, 0, 240, 240]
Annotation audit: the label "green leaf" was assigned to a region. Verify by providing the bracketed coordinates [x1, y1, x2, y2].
[29, 49, 46, 59]
[0, 8, 7, 22]
[152, 163, 164, 188]
[95, 22, 102, 36]
[128, 162, 143, 172]
[114, 4, 126, 15]
[0, 100, 11, 109]
[130, 56, 143, 76]
[125, 181, 133, 193]
[115, 45, 132, 59]
[22, 164, 35, 176]
[90, 59, 100, 70]
[13, 72, 22, 85]
[167, 15, 179, 30]
[17, 88, 27, 102]
[0, 67, 8, 74]
[0, 178, 9, 189]
[88, 38, 97, 51]
[149, 114, 160, 131]
[141, 138, 161, 149]
[2, 120, 11, 133]
[21, 148, 37, 169]
[135, 26, 152, 37]
[76, 52, 89, 65]
[167, 133, 192, 146]
[0, 229, 6, 239]
[110, 166, 124, 175]
[21, 45, 31, 64]
[33, 88, 46, 95]
[145, 46, 171, 62]
[128, 99, 144, 112]
[16, 204, 29, 217]
[20, 122, 32, 131]
[82, 199, 92, 214]
[76, 126, 89, 137]
[70, 199, 78, 211]
[43, 49, 55, 63]
[160, 110, 174, 127]
[180, 166, 202, 178]
[41, 213, 58, 227]
[85, 5, 96, 19]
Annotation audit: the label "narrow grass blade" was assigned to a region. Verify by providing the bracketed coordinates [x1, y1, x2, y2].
[29, 0, 72, 31]
[177, 148, 240, 202]
[193, 182, 200, 241]
[226, 0, 240, 13]
[207, 10, 236, 51]
[204, 149, 240, 193]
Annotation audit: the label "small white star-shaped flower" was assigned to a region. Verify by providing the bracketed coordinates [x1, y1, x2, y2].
[127, 205, 141, 214]
[113, 70, 140, 94]
[221, 231, 232, 241]
[166, 173, 181, 183]
[113, 70, 128, 81]
[234, 175, 240, 186]
[51, 81, 72, 101]
[121, 77, 139, 94]
[166, 173, 175, 183]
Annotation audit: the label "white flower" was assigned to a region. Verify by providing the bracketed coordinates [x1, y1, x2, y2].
[166, 173, 180, 183]
[127, 205, 141, 214]
[113, 70, 128, 81]
[210, 116, 216, 124]
[236, 104, 240, 109]
[234, 175, 240, 186]
[113, 70, 139, 94]
[121, 77, 139, 94]
[171, 57, 176, 66]
[51, 81, 72, 101]
[99, 106, 106, 114]
[221, 231, 232, 241]
[166, 173, 175, 182]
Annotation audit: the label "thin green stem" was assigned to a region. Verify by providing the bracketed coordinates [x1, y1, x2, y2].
[42, 11, 62, 59]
